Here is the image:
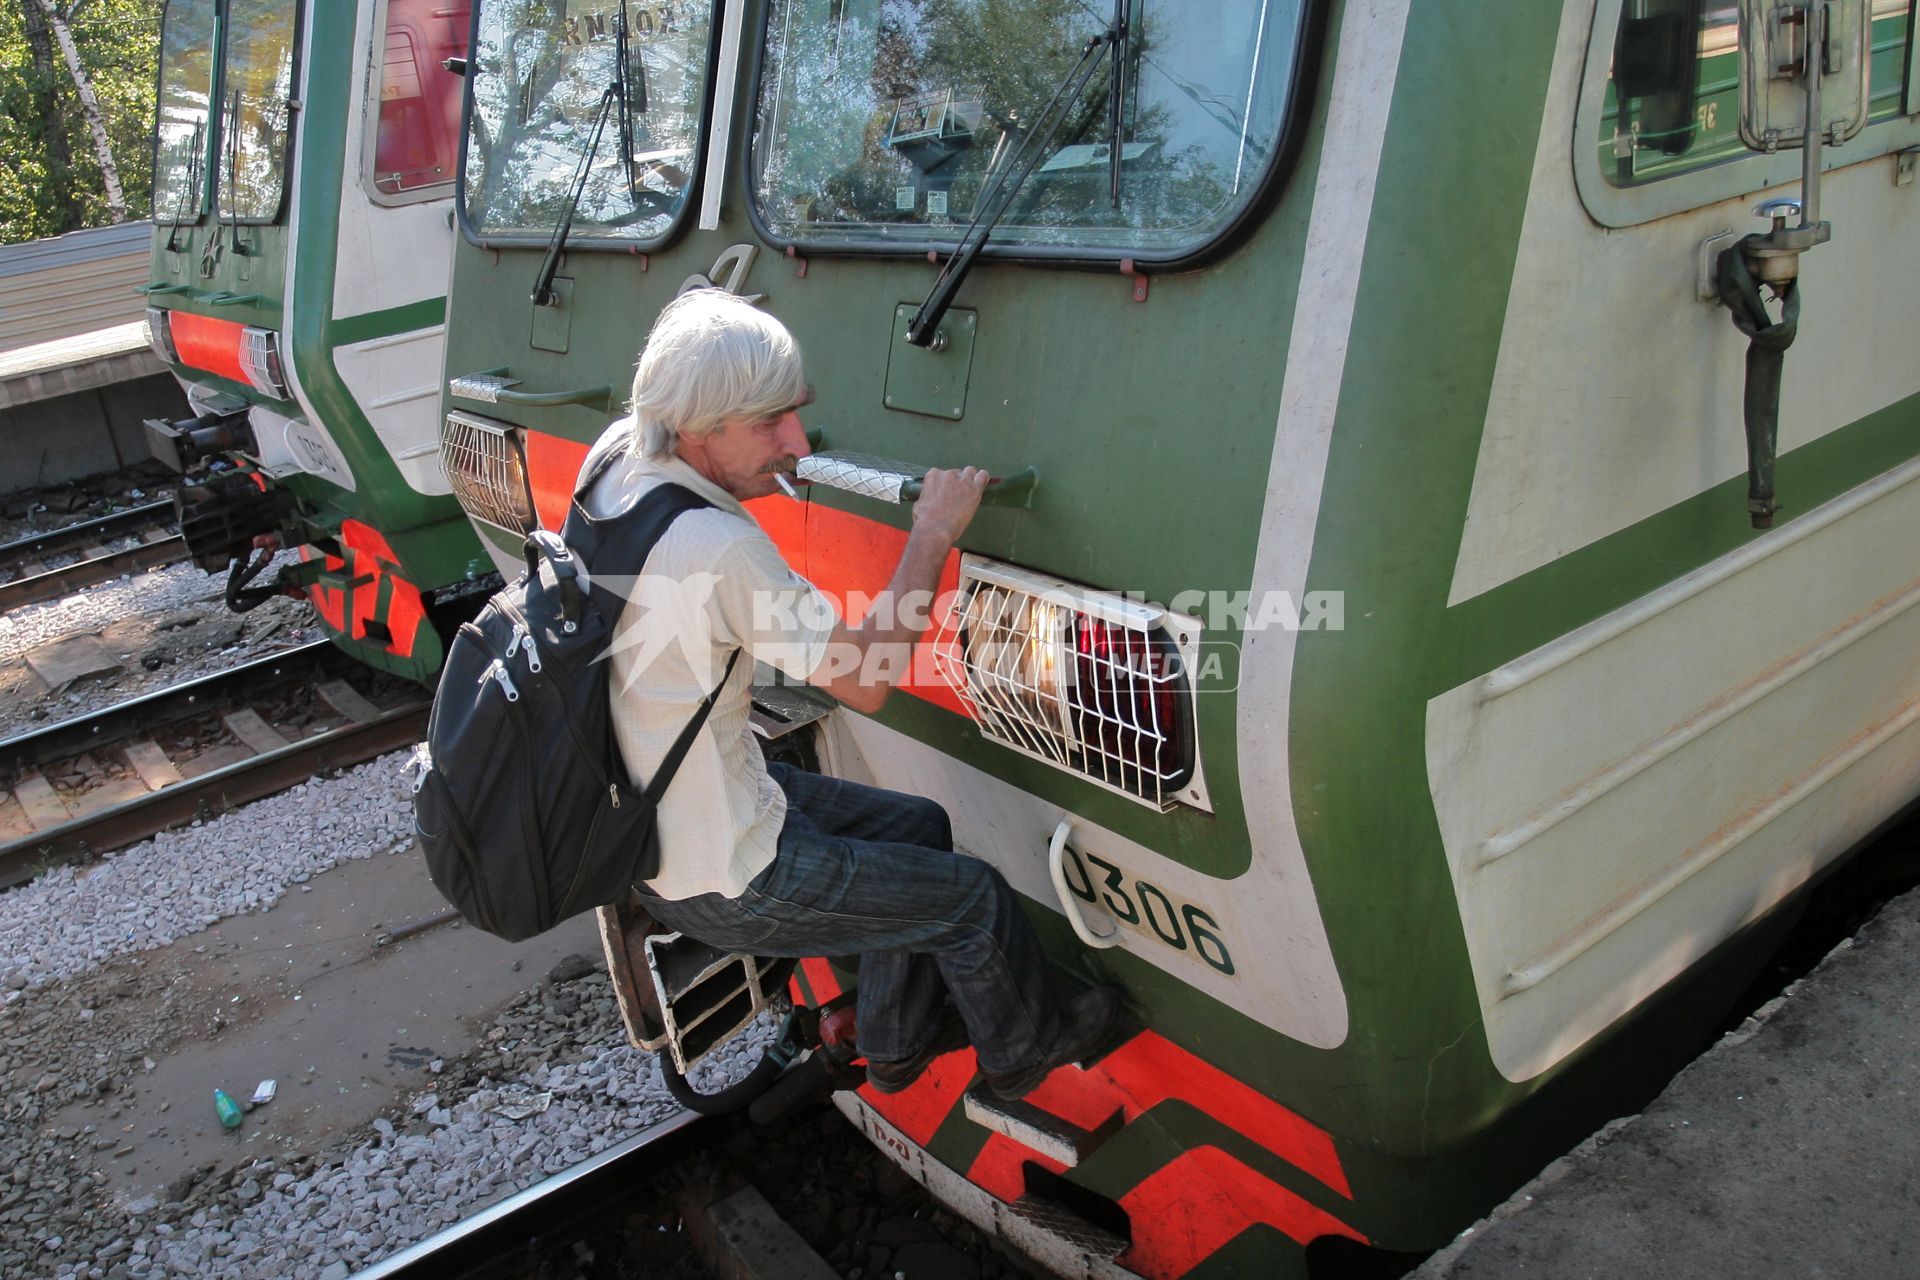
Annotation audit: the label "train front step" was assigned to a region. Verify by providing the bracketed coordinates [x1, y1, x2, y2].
[962, 1081, 1124, 1168]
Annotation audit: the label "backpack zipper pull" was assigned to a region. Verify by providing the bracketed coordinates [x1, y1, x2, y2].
[505, 624, 523, 660]
[520, 630, 541, 673]
[478, 658, 519, 702]
[608, 783, 619, 809]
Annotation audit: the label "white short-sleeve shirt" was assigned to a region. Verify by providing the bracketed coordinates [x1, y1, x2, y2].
[578, 421, 837, 900]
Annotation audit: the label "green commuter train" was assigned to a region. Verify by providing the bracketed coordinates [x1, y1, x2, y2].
[147, 0, 1920, 1273]
[141, 0, 487, 681]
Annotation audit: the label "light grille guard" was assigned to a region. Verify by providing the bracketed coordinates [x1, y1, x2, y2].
[441, 410, 536, 533]
[933, 556, 1210, 813]
[239, 326, 287, 398]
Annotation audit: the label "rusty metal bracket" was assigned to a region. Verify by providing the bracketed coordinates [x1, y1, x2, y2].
[1120, 258, 1148, 302]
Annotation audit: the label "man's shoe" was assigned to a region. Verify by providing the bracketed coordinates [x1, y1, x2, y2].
[981, 986, 1123, 1102]
[865, 1015, 971, 1094]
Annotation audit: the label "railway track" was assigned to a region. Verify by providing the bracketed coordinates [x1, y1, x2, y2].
[353, 1111, 712, 1280]
[0, 639, 429, 889]
[0, 498, 186, 611]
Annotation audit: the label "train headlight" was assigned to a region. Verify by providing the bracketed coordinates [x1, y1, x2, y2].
[442, 411, 536, 533]
[935, 556, 1206, 812]
[144, 307, 179, 364]
[238, 327, 288, 399]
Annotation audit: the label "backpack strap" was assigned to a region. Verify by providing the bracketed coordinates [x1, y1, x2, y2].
[572, 430, 638, 502]
[568, 482, 720, 633]
[645, 647, 742, 803]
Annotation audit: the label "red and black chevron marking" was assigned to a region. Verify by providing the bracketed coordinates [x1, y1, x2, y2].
[790, 959, 1366, 1278]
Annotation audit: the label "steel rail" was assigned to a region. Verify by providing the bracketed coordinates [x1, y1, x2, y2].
[0, 499, 174, 562]
[0, 536, 188, 612]
[0, 641, 430, 888]
[348, 1110, 707, 1280]
[1, 640, 341, 774]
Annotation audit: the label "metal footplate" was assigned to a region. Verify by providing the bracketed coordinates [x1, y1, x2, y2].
[749, 682, 835, 741]
[834, 1092, 1137, 1276]
[961, 1081, 1123, 1168]
[1007, 1194, 1129, 1262]
[597, 897, 794, 1074]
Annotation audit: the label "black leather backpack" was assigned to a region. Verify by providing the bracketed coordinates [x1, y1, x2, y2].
[412, 452, 738, 942]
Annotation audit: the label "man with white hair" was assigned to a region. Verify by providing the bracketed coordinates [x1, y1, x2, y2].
[575, 288, 1118, 1100]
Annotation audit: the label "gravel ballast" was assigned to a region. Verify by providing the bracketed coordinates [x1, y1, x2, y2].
[0, 557, 320, 742]
[0, 755, 416, 993]
[0, 750, 776, 1280]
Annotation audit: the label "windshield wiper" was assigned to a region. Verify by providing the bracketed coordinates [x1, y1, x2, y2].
[1107, 0, 1131, 207]
[223, 91, 251, 256]
[163, 120, 206, 255]
[530, 83, 620, 307]
[905, 14, 1124, 348]
[614, 0, 648, 213]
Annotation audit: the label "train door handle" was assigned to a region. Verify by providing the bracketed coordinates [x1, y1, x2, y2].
[1049, 817, 1123, 950]
[794, 450, 1036, 507]
[448, 369, 615, 411]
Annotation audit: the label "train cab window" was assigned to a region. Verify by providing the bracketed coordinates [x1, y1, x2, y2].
[367, 0, 472, 201]
[461, 0, 716, 244]
[153, 0, 220, 224]
[748, 0, 1313, 260]
[1599, 0, 1912, 188]
[219, 0, 299, 221]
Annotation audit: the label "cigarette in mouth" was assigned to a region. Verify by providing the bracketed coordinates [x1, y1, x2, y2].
[773, 472, 799, 499]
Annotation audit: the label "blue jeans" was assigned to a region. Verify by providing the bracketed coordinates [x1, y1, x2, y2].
[634, 762, 1069, 1075]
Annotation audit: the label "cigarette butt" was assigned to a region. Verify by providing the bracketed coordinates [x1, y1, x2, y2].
[774, 472, 799, 499]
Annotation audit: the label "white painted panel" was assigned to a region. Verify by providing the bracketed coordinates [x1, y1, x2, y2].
[1221, 0, 1418, 1051]
[250, 405, 358, 492]
[1448, 0, 1920, 606]
[331, 198, 456, 321]
[332, 0, 457, 320]
[333, 326, 452, 495]
[830, 715, 1347, 1048]
[1428, 460, 1920, 1081]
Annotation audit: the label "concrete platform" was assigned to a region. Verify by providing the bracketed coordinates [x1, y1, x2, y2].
[1414, 884, 1920, 1280]
[0, 320, 162, 410]
[0, 322, 184, 493]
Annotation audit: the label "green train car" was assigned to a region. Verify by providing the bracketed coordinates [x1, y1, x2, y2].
[141, 0, 487, 681]
[432, 0, 1920, 1275]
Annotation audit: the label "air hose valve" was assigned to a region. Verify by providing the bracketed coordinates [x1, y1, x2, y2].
[1714, 197, 1824, 530]
[1741, 195, 1829, 287]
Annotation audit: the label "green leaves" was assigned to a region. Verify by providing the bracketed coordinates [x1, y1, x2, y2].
[0, 0, 160, 243]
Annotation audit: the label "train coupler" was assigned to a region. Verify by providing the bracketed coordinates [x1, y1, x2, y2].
[747, 1003, 866, 1125]
[143, 407, 256, 473]
[174, 468, 298, 575]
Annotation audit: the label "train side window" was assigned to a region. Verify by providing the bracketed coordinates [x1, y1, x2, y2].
[218, 0, 299, 222]
[366, 0, 472, 203]
[747, 0, 1317, 263]
[460, 0, 717, 247]
[153, 0, 220, 224]
[1597, 0, 1912, 189]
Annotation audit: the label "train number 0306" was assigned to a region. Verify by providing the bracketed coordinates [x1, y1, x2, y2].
[1059, 846, 1236, 976]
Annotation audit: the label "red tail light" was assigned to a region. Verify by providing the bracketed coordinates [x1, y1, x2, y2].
[936, 557, 1205, 812]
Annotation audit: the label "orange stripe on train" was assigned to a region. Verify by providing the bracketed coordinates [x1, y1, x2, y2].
[868, 1028, 1366, 1275]
[1118, 1146, 1367, 1277]
[166, 311, 252, 387]
[297, 523, 427, 659]
[521, 430, 966, 713]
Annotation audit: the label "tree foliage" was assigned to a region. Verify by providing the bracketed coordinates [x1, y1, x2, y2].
[0, 0, 161, 242]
